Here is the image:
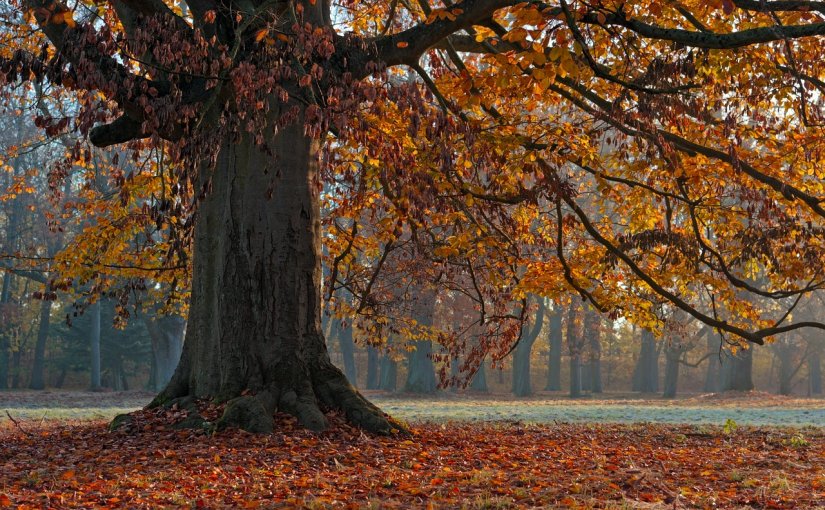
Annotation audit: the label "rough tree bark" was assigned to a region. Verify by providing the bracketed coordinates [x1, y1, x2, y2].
[152, 116, 399, 434]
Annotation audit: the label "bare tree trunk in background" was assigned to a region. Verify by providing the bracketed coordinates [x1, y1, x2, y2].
[545, 306, 563, 391]
[704, 334, 723, 392]
[0, 273, 11, 390]
[145, 314, 186, 392]
[567, 302, 583, 398]
[29, 286, 53, 390]
[0, 115, 26, 391]
[404, 340, 437, 394]
[327, 317, 357, 386]
[632, 329, 659, 393]
[773, 342, 796, 396]
[378, 353, 397, 391]
[809, 351, 822, 395]
[404, 292, 437, 394]
[89, 300, 102, 390]
[469, 357, 488, 392]
[722, 347, 754, 391]
[512, 298, 545, 397]
[366, 346, 380, 390]
[585, 307, 602, 394]
[662, 343, 680, 398]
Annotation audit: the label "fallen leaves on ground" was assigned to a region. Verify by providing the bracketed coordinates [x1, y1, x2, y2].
[0, 406, 823, 509]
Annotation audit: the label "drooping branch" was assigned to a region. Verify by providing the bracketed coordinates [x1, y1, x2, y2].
[554, 168, 825, 344]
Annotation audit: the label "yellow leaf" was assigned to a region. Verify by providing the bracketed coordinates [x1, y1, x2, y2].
[254, 28, 268, 42]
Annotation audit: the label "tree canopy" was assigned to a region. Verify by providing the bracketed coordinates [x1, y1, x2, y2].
[1, 0, 824, 429]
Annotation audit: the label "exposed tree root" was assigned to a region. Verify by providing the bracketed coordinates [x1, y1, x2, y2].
[312, 361, 408, 435]
[215, 396, 274, 433]
[135, 343, 406, 436]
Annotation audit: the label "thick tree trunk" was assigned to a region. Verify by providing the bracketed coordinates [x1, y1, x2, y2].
[809, 351, 822, 395]
[153, 116, 398, 434]
[545, 307, 562, 391]
[29, 289, 52, 390]
[378, 353, 397, 391]
[632, 329, 659, 393]
[89, 300, 102, 391]
[145, 314, 186, 392]
[366, 346, 380, 389]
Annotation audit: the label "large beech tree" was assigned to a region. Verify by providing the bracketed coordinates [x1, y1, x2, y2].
[3, 0, 825, 433]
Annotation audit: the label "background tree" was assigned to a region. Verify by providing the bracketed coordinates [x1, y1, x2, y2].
[511, 296, 545, 396]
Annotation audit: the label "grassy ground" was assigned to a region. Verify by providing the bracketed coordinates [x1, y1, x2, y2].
[0, 390, 821, 426]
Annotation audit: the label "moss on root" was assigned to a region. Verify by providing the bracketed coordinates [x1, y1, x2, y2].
[215, 396, 276, 433]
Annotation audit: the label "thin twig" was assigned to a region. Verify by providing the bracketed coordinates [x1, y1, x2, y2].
[5, 410, 33, 436]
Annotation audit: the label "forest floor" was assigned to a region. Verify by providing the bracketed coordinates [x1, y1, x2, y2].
[0, 403, 822, 509]
[0, 391, 822, 508]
